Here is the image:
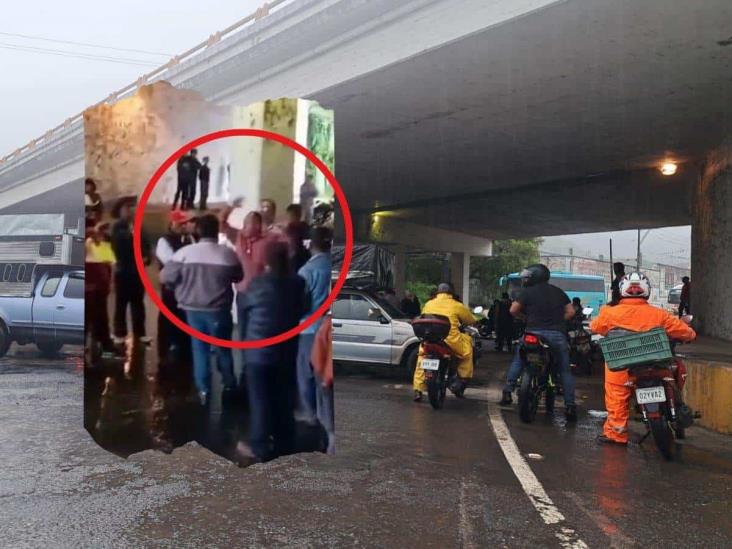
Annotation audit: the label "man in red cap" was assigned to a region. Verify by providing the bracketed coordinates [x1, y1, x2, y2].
[156, 209, 196, 362]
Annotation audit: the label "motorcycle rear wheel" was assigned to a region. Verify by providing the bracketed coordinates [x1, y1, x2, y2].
[649, 417, 675, 460]
[518, 371, 540, 423]
[427, 367, 447, 410]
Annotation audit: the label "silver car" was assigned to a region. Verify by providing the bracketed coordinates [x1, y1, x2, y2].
[332, 288, 420, 375]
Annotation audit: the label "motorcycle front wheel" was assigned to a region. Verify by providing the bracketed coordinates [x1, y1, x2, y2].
[518, 370, 540, 423]
[649, 416, 675, 461]
[427, 366, 447, 410]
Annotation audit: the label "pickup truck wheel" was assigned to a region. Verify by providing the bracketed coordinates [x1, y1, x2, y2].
[37, 341, 63, 358]
[0, 322, 10, 358]
[403, 345, 419, 380]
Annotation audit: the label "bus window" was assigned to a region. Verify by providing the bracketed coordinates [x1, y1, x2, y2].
[550, 277, 605, 293]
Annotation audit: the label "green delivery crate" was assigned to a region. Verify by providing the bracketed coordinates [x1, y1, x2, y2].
[599, 328, 673, 372]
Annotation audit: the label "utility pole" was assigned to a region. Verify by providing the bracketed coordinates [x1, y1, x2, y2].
[637, 229, 651, 271]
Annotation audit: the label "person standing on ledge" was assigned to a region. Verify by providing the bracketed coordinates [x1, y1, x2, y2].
[198, 156, 210, 211]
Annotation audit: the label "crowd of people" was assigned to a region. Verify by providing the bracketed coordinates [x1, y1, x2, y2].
[85, 176, 335, 463]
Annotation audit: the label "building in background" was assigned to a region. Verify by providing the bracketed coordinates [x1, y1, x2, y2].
[540, 252, 689, 310]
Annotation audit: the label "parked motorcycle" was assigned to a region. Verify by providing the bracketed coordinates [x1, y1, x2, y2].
[600, 315, 695, 460]
[516, 332, 560, 423]
[412, 315, 479, 410]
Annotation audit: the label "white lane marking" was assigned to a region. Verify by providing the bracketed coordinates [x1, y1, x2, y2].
[458, 480, 478, 549]
[564, 491, 636, 548]
[487, 400, 588, 549]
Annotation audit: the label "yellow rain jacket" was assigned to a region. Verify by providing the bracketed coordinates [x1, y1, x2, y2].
[413, 293, 475, 391]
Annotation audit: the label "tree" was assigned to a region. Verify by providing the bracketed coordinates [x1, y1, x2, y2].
[470, 239, 541, 304]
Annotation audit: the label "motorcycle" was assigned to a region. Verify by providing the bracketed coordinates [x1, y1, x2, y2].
[472, 306, 493, 338]
[602, 315, 695, 460]
[568, 307, 594, 376]
[466, 324, 483, 362]
[412, 315, 479, 410]
[516, 332, 561, 423]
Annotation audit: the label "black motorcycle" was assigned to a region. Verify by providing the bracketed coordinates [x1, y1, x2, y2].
[568, 325, 593, 376]
[517, 332, 560, 423]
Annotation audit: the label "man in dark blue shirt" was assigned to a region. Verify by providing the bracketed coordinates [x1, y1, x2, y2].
[499, 264, 578, 421]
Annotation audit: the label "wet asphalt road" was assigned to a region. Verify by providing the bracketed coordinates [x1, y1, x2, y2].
[2, 344, 732, 547]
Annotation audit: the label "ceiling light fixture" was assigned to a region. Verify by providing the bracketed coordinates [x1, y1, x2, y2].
[660, 162, 678, 176]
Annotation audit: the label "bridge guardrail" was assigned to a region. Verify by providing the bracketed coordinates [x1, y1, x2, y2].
[0, 0, 294, 171]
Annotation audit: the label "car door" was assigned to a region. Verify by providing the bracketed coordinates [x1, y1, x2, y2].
[52, 272, 84, 344]
[332, 292, 392, 364]
[32, 272, 64, 341]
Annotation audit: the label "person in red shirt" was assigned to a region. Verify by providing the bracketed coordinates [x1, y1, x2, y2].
[220, 208, 273, 330]
[590, 272, 696, 445]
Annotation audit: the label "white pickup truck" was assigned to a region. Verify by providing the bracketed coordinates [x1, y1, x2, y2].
[0, 269, 84, 357]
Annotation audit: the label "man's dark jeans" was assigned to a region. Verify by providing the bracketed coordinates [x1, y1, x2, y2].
[113, 272, 146, 338]
[503, 329, 575, 406]
[185, 309, 236, 395]
[296, 334, 317, 420]
[245, 360, 297, 461]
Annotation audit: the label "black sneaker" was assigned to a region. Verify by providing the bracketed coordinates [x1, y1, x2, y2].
[413, 390, 423, 402]
[565, 404, 578, 422]
[198, 391, 209, 407]
[222, 387, 238, 408]
[498, 391, 513, 406]
[597, 434, 627, 447]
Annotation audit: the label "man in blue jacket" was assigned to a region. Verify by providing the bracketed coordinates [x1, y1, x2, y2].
[296, 227, 332, 422]
[239, 241, 308, 461]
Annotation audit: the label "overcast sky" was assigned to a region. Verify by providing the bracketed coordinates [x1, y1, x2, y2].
[541, 225, 691, 267]
[0, 0, 265, 155]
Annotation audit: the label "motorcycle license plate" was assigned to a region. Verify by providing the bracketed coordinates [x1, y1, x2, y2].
[635, 387, 666, 405]
[422, 359, 440, 371]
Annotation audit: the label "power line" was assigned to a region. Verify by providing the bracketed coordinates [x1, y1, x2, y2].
[0, 42, 160, 67]
[0, 31, 171, 57]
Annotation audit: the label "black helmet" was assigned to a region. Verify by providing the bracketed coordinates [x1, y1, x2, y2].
[520, 264, 550, 287]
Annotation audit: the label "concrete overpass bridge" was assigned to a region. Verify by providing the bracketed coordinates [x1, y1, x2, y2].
[0, 0, 730, 338]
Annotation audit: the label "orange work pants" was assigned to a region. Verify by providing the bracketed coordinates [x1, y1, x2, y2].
[604, 365, 631, 443]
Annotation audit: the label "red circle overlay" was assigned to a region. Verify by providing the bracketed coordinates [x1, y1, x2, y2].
[133, 128, 353, 349]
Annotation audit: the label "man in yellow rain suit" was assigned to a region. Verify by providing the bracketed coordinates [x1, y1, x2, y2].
[413, 283, 476, 402]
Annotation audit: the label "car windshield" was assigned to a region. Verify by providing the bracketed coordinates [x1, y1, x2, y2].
[372, 294, 410, 319]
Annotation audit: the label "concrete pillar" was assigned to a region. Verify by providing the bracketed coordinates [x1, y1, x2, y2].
[692, 143, 732, 341]
[450, 252, 471, 305]
[393, 244, 407, 296]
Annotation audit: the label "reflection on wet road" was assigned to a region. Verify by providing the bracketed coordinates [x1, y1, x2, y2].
[84, 340, 326, 464]
[2, 344, 732, 546]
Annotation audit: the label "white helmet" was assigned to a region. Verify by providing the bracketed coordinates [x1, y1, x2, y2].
[619, 272, 651, 299]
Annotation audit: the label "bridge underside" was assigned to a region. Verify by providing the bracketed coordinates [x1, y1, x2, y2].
[312, 0, 730, 238]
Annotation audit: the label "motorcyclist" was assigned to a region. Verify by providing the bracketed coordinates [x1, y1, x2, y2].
[567, 297, 584, 332]
[590, 272, 696, 446]
[498, 264, 578, 422]
[413, 282, 476, 402]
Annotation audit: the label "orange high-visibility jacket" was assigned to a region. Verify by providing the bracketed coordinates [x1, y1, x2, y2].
[590, 298, 697, 384]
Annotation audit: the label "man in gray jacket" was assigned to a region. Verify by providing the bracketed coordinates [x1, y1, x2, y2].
[160, 214, 243, 406]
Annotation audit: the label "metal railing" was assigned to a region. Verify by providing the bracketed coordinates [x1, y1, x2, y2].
[0, 0, 294, 169]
